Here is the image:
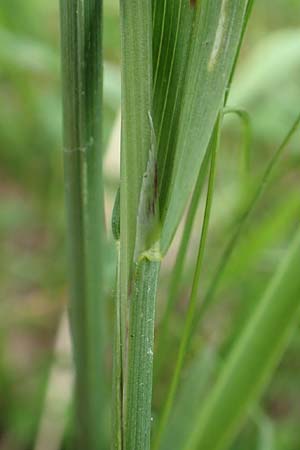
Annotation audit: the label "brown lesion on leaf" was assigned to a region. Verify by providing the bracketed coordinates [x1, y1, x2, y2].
[190, 0, 196, 7]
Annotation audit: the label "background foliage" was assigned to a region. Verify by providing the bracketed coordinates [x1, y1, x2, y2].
[0, 0, 300, 449]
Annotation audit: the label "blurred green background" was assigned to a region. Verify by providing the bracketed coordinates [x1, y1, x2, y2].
[0, 1, 300, 449]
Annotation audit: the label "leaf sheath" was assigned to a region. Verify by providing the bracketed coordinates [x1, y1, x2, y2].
[125, 259, 160, 450]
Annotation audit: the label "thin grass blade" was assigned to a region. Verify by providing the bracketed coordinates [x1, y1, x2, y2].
[160, 0, 249, 254]
[184, 227, 300, 450]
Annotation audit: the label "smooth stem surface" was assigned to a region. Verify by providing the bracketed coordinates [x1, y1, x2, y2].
[198, 111, 300, 321]
[154, 119, 220, 450]
[125, 259, 160, 450]
[59, 1, 105, 449]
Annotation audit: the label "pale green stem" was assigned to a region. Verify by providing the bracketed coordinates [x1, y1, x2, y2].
[125, 259, 160, 450]
[119, 2, 155, 448]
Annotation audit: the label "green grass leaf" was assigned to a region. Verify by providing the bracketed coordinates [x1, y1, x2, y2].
[159, 349, 218, 450]
[157, 0, 249, 254]
[184, 227, 300, 450]
[153, 0, 193, 215]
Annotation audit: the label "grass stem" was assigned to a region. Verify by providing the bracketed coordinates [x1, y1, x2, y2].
[125, 259, 160, 450]
[59, 1, 105, 448]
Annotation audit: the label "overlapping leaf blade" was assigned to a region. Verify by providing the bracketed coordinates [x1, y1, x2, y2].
[153, 0, 249, 254]
[153, 0, 194, 210]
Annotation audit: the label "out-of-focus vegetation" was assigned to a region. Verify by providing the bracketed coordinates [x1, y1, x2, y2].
[0, 1, 300, 449]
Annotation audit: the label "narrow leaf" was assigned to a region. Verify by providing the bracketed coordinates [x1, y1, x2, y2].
[160, 0, 249, 254]
[159, 349, 218, 450]
[184, 227, 300, 450]
[153, 0, 194, 210]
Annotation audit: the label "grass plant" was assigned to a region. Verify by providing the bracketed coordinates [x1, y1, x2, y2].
[57, 1, 300, 450]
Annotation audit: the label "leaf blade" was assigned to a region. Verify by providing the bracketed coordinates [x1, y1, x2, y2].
[160, 0, 249, 254]
[184, 227, 300, 450]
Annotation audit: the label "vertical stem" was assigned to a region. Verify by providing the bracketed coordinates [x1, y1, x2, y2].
[125, 259, 160, 450]
[59, 1, 105, 449]
[119, 0, 154, 448]
[119, 0, 153, 312]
